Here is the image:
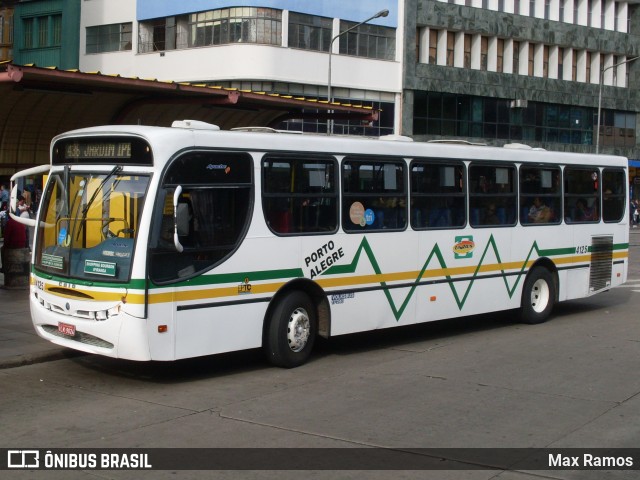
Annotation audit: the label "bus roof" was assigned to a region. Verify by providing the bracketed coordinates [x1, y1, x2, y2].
[51, 122, 628, 168]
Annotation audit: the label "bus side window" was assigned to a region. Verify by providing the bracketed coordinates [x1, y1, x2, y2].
[342, 158, 407, 232]
[262, 155, 338, 235]
[410, 161, 465, 230]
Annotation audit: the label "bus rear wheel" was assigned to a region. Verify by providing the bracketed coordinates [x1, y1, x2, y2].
[265, 291, 317, 368]
[520, 267, 555, 324]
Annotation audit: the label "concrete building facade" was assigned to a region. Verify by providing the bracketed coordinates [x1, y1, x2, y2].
[8, 1, 640, 169]
[403, 0, 640, 165]
[79, 0, 403, 136]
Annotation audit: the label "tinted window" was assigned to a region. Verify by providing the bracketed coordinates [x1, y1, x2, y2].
[150, 151, 253, 283]
[564, 167, 600, 223]
[602, 168, 626, 222]
[520, 165, 561, 225]
[342, 158, 407, 232]
[411, 161, 465, 229]
[262, 155, 338, 234]
[469, 164, 516, 227]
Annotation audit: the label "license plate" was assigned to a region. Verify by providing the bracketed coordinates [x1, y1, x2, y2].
[58, 322, 76, 337]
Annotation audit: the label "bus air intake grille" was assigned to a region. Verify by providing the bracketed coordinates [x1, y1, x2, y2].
[589, 236, 613, 292]
[40, 325, 114, 349]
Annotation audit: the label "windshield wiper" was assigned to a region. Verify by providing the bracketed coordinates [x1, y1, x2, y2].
[75, 166, 122, 240]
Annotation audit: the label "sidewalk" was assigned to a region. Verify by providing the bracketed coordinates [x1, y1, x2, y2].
[1, 228, 639, 370]
[0, 281, 80, 369]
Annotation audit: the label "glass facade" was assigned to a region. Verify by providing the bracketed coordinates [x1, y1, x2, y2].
[188, 7, 281, 47]
[413, 91, 636, 148]
[339, 20, 395, 60]
[288, 12, 332, 52]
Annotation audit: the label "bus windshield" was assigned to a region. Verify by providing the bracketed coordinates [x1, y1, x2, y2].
[33, 169, 150, 282]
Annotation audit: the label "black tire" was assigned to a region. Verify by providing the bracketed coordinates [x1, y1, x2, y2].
[520, 267, 556, 324]
[265, 291, 317, 368]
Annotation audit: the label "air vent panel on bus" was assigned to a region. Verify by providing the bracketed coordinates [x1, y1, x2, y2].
[589, 236, 613, 292]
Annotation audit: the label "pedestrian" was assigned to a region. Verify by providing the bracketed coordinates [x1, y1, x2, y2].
[1, 214, 27, 273]
[0, 184, 8, 211]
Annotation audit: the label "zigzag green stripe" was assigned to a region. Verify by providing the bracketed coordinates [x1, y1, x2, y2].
[323, 235, 581, 321]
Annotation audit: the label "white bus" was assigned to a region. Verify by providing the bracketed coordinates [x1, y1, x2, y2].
[14, 121, 629, 368]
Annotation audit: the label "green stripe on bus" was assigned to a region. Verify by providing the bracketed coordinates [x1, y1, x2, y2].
[148, 268, 305, 289]
[324, 236, 628, 319]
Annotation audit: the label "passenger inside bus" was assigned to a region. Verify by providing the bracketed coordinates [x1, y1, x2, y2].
[527, 197, 552, 223]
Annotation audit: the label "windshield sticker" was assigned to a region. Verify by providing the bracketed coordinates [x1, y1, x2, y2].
[349, 202, 366, 226]
[364, 209, 375, 226]
[42, 254, 64, 270]
[102, 250, 131, 258]
[84, 260, 116, 277]
[57, 228, 68, 246]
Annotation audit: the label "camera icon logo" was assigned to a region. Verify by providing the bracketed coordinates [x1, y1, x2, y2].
[7, 450, 40, 468]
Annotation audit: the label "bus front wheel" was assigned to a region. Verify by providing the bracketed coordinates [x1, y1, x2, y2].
[520, 267, 555, 325]
[265, 291, 317, 368]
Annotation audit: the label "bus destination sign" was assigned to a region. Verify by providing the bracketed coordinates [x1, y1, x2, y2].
[53, 137, 153, 165]
[65, 142, 132, 160]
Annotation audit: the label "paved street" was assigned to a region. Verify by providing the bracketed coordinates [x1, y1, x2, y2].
[1, 231, 640, 479]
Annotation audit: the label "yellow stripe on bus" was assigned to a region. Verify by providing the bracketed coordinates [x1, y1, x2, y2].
[39, 251, 629, 306]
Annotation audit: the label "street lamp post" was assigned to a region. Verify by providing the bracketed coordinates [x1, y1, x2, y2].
[327, 9, 389, 134]
[596, 55, 639, 154]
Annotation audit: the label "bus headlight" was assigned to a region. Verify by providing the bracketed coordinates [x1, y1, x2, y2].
[94, 305, 121, 321]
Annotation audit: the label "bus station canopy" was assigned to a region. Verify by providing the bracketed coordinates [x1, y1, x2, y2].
[0, 63, 378, 175]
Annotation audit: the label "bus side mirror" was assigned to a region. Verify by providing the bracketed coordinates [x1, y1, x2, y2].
[173, 186, 185, 253]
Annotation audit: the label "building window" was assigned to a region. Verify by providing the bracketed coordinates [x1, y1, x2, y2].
[497, 38, 504, 73]
[52, 15, 62, 46]
[23, 17, 33, 48]
[289, 12, 331, 52]
[189, 7, 282, 47]
[339, 20, 395, 60]
[37, 16, 48, 47]
[558, 47, 564, 80]
[464, 34, 471, 69]
[412, 92, 605, 147]
[429, 29, 437, 64]
[513, 40, 520, 74]
[481, 36, 488, 71]
[528, 43, 534, 75]
[543, 45, 549, 78]
[586, 51, 592, 83]
[139, 18, 172, 52]
[86, 23, 132, 53]
[446, 31, 454, 67]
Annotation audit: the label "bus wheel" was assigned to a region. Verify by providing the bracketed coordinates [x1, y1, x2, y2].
[520, 267, 555, 324]
[265, 291, 317, 368]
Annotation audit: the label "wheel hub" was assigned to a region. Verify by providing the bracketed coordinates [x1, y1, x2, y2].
[287, 307, 310, 352]
[530, 278, 550, 313]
